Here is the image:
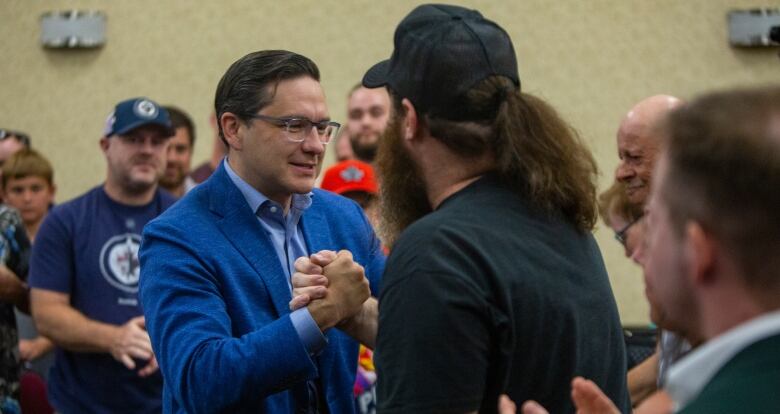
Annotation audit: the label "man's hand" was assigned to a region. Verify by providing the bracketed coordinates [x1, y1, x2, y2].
[520, 377, 623, 414]
[499, 395, 517, 414]
[290, 250, 377, 347]
[520, 400, 546, 414]
[569, 377, 621, 414]
[306, 250, 370, 330]
[289, 250, 335, 310]
[110, 316, 158, 376]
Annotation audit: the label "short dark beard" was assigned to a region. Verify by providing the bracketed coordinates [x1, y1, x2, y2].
[122, 176, 157, 196]
[159, 165, 186, 191]
[350, 135, 378, 163]
[114, 159, 159, 197]
[375, 115, 432, 248]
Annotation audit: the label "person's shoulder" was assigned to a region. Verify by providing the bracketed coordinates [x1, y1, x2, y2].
[153, 190, 205, 223]
[146, 184, 212, 234]
[395, 207, 458, 245]
[157, 188, 179, 209]
[47, 186, 102, 220]
[33, 187, 102, 241]
[385, 211, 456, 273]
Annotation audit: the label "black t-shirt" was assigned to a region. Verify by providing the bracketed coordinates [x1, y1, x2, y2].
[376, 175, 630, 414]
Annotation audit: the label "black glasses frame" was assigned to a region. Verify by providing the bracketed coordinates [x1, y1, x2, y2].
[614, 215, 644, 246]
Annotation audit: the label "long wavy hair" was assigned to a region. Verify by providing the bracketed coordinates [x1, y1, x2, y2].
[403, 76, 599, 232]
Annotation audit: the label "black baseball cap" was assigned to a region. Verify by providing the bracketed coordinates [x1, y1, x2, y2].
[363, 4, 520, 120]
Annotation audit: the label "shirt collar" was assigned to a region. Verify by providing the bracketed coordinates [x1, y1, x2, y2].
[666, 309, 780, 411]
[223, 158, 313, 216]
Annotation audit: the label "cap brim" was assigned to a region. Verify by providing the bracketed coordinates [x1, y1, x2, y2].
[114, 120, 175, 138]
[362, 59, 391, 88]
[335, 183, 378, 195]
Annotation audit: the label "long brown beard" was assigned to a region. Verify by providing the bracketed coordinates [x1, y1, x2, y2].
[375, 115, 432, 248]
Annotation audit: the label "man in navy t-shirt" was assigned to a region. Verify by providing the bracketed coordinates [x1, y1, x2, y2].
[28, 97, 177, 414]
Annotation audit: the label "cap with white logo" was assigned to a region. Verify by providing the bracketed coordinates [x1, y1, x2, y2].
[103, 97, 175, 138]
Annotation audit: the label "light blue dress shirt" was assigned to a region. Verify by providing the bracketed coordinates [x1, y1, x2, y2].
[224, 159, 326, 354]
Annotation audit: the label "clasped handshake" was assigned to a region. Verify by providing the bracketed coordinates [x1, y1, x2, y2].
[289, 250, 373, 334]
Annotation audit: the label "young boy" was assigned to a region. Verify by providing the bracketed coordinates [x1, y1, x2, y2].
[2, 149, 56, 242]
[2, 149, 57, 411]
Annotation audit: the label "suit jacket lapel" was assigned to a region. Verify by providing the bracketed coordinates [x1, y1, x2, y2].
[300, 197, 340, 384]
[207, 164, 292, 317]
[301, 196, 333, 255]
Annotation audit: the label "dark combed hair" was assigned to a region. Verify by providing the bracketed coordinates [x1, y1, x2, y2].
[164, 106, 196, 146]
[214, 50, 320, 144]
[393, 76, 599, 232]
[660, 85, 780, 294]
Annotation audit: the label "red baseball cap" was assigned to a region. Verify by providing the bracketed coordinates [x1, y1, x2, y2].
[320, 160, 378, 195]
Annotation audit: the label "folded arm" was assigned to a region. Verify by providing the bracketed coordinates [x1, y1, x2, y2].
[31, 288, 158, 376]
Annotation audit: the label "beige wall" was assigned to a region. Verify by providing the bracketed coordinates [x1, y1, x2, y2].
[1, 0, 778, 324]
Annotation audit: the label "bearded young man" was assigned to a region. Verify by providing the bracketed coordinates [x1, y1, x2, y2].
[159, 106, 197, 197]
[345, 84, 391, 163]
[292, 4, 629, 414]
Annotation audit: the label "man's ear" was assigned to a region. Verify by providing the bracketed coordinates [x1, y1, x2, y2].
[99, 137, 110, 153]
[685, 221, 716, 287]
[401, 98, 419, 142]
[220, 112, 244, 151]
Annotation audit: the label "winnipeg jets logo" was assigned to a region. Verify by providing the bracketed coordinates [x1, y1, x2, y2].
[133, 99, 158, 119]
[100, 233, 142, 293]
[340, 166, 365, 182]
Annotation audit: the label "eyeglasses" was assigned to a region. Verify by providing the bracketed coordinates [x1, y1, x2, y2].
[614, 215, 644, 246]
[248, 114, 340, 144]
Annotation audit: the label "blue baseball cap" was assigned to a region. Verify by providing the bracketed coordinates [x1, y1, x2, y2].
[103, 97, 175, 138]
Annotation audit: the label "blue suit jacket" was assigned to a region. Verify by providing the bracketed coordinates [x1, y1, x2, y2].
[139, 163, 385, 413]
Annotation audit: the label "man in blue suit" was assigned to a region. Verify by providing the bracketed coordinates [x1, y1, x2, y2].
[138, 50, 385, 413]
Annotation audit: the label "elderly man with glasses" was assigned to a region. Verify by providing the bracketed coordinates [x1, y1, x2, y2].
[598, 95, 694, 410]
[138, 50, 384, 413]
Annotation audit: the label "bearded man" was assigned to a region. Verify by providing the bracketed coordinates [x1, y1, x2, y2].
[292, 4, 630, 414]
[345, 84, 391, 163]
